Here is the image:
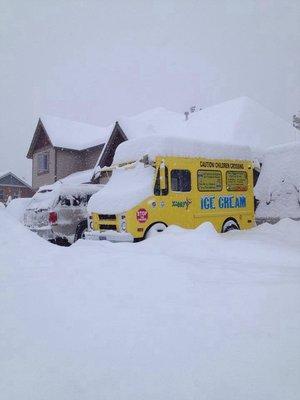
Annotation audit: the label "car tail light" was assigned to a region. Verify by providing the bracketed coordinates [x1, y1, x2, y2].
[49, 211, 58, 224]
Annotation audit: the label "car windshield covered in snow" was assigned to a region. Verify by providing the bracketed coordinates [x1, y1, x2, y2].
[26, 187, 57, 211]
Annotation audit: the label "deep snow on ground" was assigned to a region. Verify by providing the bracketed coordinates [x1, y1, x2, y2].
[0, 209, 300, 400]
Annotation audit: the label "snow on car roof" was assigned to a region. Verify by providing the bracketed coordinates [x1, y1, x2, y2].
[113, 135, 252, 165]
[40, 115, 113, 150]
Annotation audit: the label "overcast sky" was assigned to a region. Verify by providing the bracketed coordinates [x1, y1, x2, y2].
[1, 0, 300, 182]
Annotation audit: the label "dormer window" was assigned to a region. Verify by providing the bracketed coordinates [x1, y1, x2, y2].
[37, 152, 49, 174]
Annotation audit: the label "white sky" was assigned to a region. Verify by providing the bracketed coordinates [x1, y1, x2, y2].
[1, 0, 300, 183]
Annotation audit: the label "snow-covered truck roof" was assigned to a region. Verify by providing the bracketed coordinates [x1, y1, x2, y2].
[112, 135, 252, 165]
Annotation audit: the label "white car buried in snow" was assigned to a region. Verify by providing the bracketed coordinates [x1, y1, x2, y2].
[24, 182, 103, 245]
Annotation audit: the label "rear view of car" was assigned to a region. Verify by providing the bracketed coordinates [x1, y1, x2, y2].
[24, 183, 102, 245]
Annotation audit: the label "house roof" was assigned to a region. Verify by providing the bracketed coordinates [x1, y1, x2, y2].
[0, 172, 32, 189]
[113, 97, 299, 158]
[117, 107, 185, 139]
[27, 115, 113, 158]
[40, 115, 112, 150]
[183, 97, 299, 157]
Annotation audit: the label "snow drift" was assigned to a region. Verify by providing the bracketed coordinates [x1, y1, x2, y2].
[1, 208, 300, 400]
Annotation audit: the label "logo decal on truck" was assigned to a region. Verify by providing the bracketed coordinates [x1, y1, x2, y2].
[172, 198, 192, 210]
[136, 208, 148, 223]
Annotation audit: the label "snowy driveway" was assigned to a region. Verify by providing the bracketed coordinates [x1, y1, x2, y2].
[0, 209, 299, 400]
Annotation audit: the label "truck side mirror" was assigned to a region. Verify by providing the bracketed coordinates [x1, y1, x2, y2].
[160, 161, 166, 190]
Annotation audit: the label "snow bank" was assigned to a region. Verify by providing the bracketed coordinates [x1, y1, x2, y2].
[5, 198, 32, 222]
[255, 142, 300, 219]
[88, 162, 154, 214]
[40, 115, 112, 150]
[0, 209, 300, 400]
[113, 135, 252, 165]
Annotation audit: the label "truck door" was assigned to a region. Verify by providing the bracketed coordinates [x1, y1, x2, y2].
[169, 168, 193, 228]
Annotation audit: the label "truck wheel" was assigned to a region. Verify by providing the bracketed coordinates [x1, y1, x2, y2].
[145, 222, 167, 239]
[74, 220, 88, 242]
[222, 219, 240, 233]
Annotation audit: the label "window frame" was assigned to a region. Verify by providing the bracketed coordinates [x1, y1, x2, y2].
[170, 169, 191, 193]
[154, 166, 169, 196]
[197, 169, 223, 192]
[226, 170, 248, 192]
[37, 151, 50, 175]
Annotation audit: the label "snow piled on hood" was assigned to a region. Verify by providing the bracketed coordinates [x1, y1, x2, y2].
[113, 135, 252, 165]
[255, 141, 300, 219]
[88, 162, 155, 214]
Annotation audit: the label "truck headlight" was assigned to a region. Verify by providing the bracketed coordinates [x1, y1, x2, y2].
[120, 220, 127, 232]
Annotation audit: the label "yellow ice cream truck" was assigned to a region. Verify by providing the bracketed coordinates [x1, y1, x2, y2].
[85, 136, 254, 242]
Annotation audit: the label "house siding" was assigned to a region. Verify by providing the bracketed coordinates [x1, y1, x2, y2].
[56, 149, 86, 180]
[83, 145, 104, 169]
[0, 186, 34, 203]
[32, 146, 56, 190]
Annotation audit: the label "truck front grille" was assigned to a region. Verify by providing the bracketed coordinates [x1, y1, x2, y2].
[99, 224, 117, 231]
[99, 214, 116, 220]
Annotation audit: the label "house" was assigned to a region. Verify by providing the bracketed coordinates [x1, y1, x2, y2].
[92, 97, 299, 183]
[0, 172, 35, 204]
[27, 116, 111, 190]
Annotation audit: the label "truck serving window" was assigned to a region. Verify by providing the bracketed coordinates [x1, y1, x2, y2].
[226, 171, 248, 191]
[171, 170, 191, 192]
[154, 167, 169, 196]
[198, 170, 222, 191]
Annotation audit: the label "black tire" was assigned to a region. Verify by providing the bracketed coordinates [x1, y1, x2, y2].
[144, 222, 167, 240]
[74, 220, 88, 242]
[54, 237, 71, 247]
[222, 218, 240, 233]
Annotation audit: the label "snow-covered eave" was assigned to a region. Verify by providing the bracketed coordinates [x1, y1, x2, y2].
[53, 142, 105, 153]
[27, 118, 53, 159]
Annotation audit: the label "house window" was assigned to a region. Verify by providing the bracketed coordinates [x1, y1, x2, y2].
[171, 170, 191, 192]
[37, 152, 49, 174]
[0, 188, 4, 201]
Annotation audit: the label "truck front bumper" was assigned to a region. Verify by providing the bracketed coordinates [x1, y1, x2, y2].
[84, 230, 134, 243]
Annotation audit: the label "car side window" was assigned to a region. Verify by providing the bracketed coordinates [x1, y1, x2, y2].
[59, 196, 71, 207]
